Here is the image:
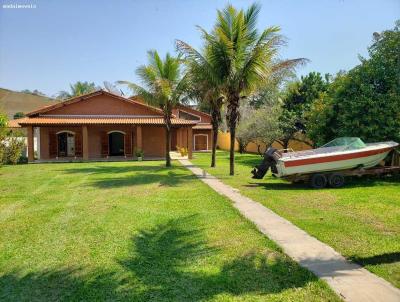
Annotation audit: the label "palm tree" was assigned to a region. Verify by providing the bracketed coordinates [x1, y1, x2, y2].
[56, 81, 98, 100]
[176, 42, 224, 167]
[118, 50, 187, 167]
[190, 3, 306, 175]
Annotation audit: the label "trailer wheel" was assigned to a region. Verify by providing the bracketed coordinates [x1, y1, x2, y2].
[310, 174, 327, 189]
[328, 173, 345, 188]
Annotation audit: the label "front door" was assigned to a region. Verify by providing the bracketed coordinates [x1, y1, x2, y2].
[109, 132, 125, 156]
[58, 132, 75, 157]
[67, 134, 75, 156]
[194, 135, 208, 150]
[58, 133, 67, 157]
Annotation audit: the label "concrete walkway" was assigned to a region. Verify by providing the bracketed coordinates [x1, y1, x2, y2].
[179, 159, 400, 302]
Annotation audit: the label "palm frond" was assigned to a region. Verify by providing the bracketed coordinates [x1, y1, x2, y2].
[271, 58, 309, 73]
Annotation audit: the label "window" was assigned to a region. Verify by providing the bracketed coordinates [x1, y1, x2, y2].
[178, 110, 201, 121]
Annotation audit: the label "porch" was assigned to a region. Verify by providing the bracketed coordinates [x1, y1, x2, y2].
[26, 124, 194, 162]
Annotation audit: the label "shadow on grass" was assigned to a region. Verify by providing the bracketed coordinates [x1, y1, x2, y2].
[61, 164, 196, 189]
[246, 174, 400, 191]
[90, 170, 195, 189]
[245, 181, 312, 191]
[0, 268, 124, 302]
[350, 252, 400, 266]
[61, 163, 168, 175]
[236, 155, 263, 168]
[0, 216, 320, 301]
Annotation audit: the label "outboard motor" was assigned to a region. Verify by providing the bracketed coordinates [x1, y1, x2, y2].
[251, 147, 278, 179]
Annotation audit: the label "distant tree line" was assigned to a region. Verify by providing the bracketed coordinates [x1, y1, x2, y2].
[20, 89, 46, 97]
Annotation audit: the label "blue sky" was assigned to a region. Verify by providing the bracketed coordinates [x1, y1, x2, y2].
[0, 0, 398, 96]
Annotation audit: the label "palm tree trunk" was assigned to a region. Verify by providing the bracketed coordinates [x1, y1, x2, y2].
[165, 126, 171, 167]
[229, 125, 236, 175]
[164, 114, 172, 167]
[211, 108, 220, 168]
[227, 93, 240, 176]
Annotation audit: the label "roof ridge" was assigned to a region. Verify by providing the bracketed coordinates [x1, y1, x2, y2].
[26, 90, 166, 117]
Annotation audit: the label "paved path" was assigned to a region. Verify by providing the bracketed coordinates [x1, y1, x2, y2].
[179, 159, 400, 302]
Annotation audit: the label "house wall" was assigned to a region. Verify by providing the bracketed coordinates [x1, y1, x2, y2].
[40, 126, 82, 159]
[142, 126, 166, 157]
[42, 94, 162, 116]
[87, 125, 135, 158]
[39, 125, 167, 159]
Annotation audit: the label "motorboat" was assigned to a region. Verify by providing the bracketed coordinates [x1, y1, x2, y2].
[252, 137, 399, 180]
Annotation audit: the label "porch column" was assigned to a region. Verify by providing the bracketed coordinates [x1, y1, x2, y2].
[188, 127, 193, 159]
[136, 125, 142, 150]
[82, 125, 89, 160]
[176, 128, 182, 147]
[27, 125, 34, 162]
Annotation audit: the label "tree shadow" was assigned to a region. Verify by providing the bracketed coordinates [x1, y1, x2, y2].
[349, 252, 400, 266]
[0, 216, 321, 301]
[90, 170, 195, 189]
[119, 215, 319, 301]
[235, 155, 263, 168]
[61, 163, 169, 176]
[0, 268, 126, 301]
[60, 164, 196, 189]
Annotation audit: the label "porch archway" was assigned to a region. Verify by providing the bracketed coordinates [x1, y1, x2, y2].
[108, 131, 125, 156]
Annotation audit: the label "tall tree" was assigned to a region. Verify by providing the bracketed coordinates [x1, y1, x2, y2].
[278, 72, 329, 149]
[193, 3, 306, 175]
[308, 21, 400, 145]
[236, 100, 255, 153]
[56, 81, 98, 100]
[176, 40, 224, 167]
[118, 50, 187, 167]
[237, 103, 282, 154]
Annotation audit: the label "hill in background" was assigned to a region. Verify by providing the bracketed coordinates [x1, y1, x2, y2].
[0, 88, 58, 119]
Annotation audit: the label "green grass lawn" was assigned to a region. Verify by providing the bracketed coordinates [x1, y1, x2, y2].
[191, 151, 400, 288]
[0, 161, 339, 301]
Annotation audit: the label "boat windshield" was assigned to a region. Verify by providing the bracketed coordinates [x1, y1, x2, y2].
[321, 137, 366, 150]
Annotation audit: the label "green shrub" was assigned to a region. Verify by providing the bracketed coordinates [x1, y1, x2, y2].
[135, 149, 144, 157]
[18, 156, 28, 164]
[2, 137, 26, 165]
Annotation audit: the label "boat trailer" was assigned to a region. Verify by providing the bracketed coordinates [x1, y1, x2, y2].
[252, 148, 400, 189]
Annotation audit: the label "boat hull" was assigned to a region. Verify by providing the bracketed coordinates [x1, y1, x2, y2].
[276, 148, 392, 177]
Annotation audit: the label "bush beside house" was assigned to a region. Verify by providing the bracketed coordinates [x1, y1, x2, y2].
[0, 113, 26, 165]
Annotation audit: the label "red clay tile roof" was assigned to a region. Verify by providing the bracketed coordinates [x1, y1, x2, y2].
[7, 118, 23, 128]
[16, 116, 196, 126]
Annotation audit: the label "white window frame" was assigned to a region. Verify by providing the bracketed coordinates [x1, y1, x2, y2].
[193, 134, 208, 151]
